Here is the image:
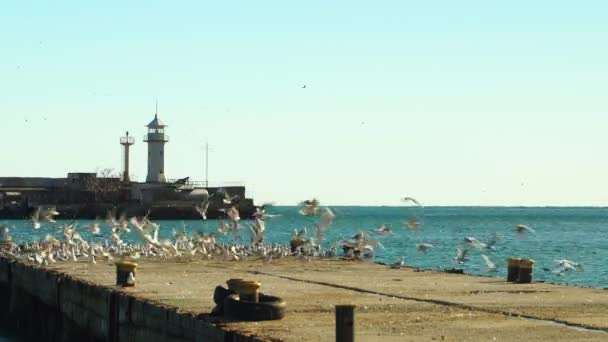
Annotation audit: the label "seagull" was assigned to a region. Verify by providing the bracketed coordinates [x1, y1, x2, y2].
[299, 198, 320, 216]
[401, 197, 421, 206]
[0, 226, 12, 242]
[217, 220, 231, 234]
[463, 237, 494, 250]
[253, 204, 282, 220]
[248, 218, 265, 245]
[313, 207, 335, 241]
[390, 256, 406, 269]
[405, 216, 419, 231]
[31, 207, 41, 229]
[126, 272, 136, 286]
[194, 199, 209, 220]
[222, 206, 240, 222]
[45, 208, 60, 223]
[87, 223, 101, 235]
[455, 247, 469, 264]
[319, 208, 335, 228]
[416, 243, 433, 253]
[129, 217, 161, 247]
[216, 189, 239, 205]
[481, 254, 497, 272]
[31, 207, 60, 228]
[553, 259, 583, 276]
[515, 224, 535, 234]
[107, 209, 129, 232]
[373, 224, 393, 235]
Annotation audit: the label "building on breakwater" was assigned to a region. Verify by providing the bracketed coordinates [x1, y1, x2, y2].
[0, 111, 254, 219]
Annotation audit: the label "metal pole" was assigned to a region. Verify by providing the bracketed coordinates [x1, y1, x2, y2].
[205, 142, 209, 188]
[336, 305, 355, 342]
[124, 132, 130, 182]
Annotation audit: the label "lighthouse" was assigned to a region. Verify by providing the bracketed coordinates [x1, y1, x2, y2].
[144, 112, 169, 183]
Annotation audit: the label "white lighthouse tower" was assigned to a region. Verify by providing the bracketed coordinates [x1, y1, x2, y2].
[144, 111, 169, 183]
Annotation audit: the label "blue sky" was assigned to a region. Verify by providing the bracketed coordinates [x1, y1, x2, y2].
[2, 1, 608, 205]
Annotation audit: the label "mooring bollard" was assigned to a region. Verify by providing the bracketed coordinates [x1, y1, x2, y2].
[227, 278, 261, 302]
[517, 258, 535, 284]
[115, 261, 138, 287]
[336, 305, 355, 342]
[507, 257, 521, 282]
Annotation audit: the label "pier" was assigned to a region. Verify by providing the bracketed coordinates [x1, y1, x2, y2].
[1, 256, 607, 341]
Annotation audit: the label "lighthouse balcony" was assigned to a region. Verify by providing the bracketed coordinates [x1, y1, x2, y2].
[144, 133, 169, 142]
[120, 136, 135, 144]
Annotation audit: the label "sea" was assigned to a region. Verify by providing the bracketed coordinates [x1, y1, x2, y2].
[1, 206, 607, 340]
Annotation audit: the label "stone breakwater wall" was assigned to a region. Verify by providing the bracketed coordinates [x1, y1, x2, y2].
[0, 257, 264, 342]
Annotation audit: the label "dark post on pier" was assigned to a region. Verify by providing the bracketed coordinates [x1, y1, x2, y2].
[336, 305, 355, 342]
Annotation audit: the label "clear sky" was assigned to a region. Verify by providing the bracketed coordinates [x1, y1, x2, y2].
[2, 1, 607, 206]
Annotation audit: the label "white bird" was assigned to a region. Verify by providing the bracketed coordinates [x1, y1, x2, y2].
[297, 227, 307, 240]
[374, 224, 393, 235]
[31, 207, 41, 229]
[126, 272, 136, 286]
[31, 207, 60, 228]
[194, 199, 209, 220]
[0, 226, 12, 242]
[401, 197, 421, 206]
[45, 208, 60, 223]
[405, 216, 420, 231]
[481, 254, 497, 271]
[314, 207, 336, 241]
[298, 198, 320, 216]
[553, 259, 583, 275]
[217, 189, 238, 205]
[515, 224, 535, 234]
[455, 247, 469, 264]
[248, 218, 265, 245]
[319, 208, 335, 227]
[253, 203, 282, 220]
[88, 223, 101, 235]
[218, 220, 231, 234]
[416, 243, 433, 253]
[463, 237, 494, 250]
[390, 256, 406, 269]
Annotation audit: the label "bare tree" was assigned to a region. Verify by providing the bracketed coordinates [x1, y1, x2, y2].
[82, 168, 123, 203]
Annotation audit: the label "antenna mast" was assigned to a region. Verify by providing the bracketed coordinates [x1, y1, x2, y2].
[205, 141, 209, 188]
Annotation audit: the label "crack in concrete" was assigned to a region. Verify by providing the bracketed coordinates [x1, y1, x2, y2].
[250, 270, 608, 334]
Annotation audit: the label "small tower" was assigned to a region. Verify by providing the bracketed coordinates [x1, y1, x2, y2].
[144, 110, 169, 183]
[120, 131, 135, 182]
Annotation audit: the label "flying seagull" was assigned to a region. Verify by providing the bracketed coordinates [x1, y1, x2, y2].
[401, 197, 421, 206]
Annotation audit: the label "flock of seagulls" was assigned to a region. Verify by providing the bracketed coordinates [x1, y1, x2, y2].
[0, 196, 586, 280]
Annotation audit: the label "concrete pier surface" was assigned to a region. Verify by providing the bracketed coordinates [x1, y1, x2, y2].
[38, 257, 608, 341]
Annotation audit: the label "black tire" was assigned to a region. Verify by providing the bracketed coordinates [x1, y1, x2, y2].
[223, 293, 286, 321]
[213, 286, 235, 305]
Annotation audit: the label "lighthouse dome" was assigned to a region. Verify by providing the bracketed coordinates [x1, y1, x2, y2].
[146, 114, 166, 128]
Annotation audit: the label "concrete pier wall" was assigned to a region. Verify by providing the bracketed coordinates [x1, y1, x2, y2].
[0, 257, 263, 342]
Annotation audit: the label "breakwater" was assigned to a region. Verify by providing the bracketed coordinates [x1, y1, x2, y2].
[0, 257, 264, 342]
[1, 257, 606, 341]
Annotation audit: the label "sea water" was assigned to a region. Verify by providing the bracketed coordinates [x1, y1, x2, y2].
[1, 206, 607, 340]
[2, 206, 607, 289]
